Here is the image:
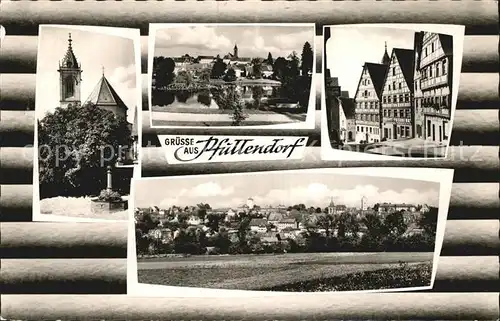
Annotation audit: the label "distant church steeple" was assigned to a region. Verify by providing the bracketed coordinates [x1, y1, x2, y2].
[233, 44, 238, 59]
[58, 33, 82, 108]
[328, 197, 336, 215]
[381, 41, 390, 65]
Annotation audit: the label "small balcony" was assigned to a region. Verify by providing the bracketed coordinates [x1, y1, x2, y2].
[420, 75, 449, 91]
[422, 103, 450, 118]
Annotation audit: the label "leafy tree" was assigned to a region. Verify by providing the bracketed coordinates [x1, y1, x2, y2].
[292, 204, 306, 211]
[418, 206, 438, 236]
[360, 213, 386, 251]
[289, 209, 303, 229]
[177, 212, 189, 224]
[199, 68, 212, 82]
[206, 213, 221, 232]
[153, 56, 176, 88]
[316, 214, 336, 239]
[211, 85, 248, 125]
[211, 57, 227, 79]
[251, 58, 262, 79]
[223, 68, 237, 82]
[196, 203, 210, 221]
[136, 212, 159, 235]
[213, 227, 231, 254]
[272, 57, 288, 80]
[237, 216, 252, 251]
[175, 70, 194, 86]
[287, 51, 300, 77]
[38, 103, 131, 198]
[384, 211, 408, 238]
[300, 41, 314, 76]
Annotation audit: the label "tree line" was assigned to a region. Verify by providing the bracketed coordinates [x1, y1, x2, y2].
[136, 205, 438, 256]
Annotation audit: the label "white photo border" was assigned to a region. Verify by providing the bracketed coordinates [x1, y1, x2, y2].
[148, 23, 317, 130]
[321, 24, 465, 161]
[127, 167, 453, 297]
[33, 24, 142, 223]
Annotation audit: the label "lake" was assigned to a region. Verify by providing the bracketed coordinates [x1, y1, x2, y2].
[152, 85, 289, 110]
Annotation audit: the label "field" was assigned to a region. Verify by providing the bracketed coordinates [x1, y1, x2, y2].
[39, 196, 129, 220]
[138, 252, 434, 291]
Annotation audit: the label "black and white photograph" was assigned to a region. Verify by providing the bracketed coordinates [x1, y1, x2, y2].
[149, 23, 315, 128]
[132, 168, 451, 293]
[34, 25, 141, 221]
[323, 25, 464, 159]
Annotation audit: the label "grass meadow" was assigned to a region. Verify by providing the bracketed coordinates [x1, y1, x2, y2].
[137, 252, 433, 291]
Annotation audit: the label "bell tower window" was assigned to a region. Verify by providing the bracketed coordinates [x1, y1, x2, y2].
[65, 76, 74, 98]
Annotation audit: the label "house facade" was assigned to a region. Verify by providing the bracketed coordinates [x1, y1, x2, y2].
[354, 62, 388, 143]
[377, 203, 417, 214]
[336, 31, 455, 147]
[415, 32, 453, 143]
[276, 218, 296, 231]
[380, 48, 414, 140]
[338, 97, 356, 143]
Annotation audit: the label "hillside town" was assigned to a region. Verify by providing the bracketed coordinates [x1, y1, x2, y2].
[135, 196, 436, 256]
[326, 31, 453, 156]
[155, 44, 276, 85]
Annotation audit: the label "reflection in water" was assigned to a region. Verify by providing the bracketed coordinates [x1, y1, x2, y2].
[152, 85, 277, 109]
[152, 89, 217, 109]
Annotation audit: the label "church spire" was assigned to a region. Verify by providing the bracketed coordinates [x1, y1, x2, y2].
[61, 32, 79, 69]
[58, 33, 82, 108]
[381, 41, 390, 65]
[233, 43, 238, 59]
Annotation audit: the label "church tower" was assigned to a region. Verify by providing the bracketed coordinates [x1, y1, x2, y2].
[233, 44, 238, 59]
[381, 41, 391, 65]
[328, 197, 336, 215]
[58, 33, 82, 108]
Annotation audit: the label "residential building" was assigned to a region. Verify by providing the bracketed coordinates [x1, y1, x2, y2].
[380, 48, 414, 140]
[354, 50, 389, 143]
[414, 32, 453, 143]
[338, 97, 356, 143]
[276, 218, 296, 231]
[377, 203, 417, 214]
[249, 218, 268, 232]
[267, 212, 285, 224]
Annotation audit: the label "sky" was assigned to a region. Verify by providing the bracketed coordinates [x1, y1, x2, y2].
[154, 25, 314, 60]
[134, 172, 440, 209]
[36, 26, 138, 123]
[326, 26, 416, 98]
